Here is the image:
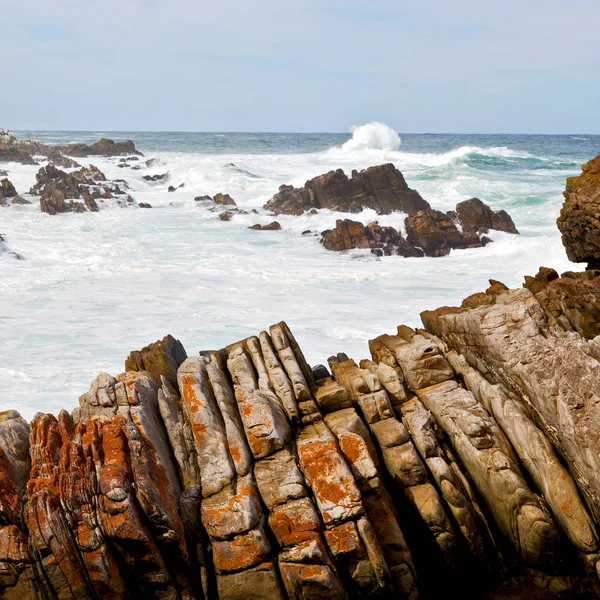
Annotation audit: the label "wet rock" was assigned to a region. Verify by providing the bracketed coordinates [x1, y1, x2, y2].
[31, 164, 134, 214]
[455, 198, 518, 234]
[265, 163, 430, 215]
[139, 202, 152, 208]
[0, 178, 17, 199]
[214, 193, 237, 206]
[321, 219, 424, 257]
[249, 221, 282, 231]
[405, 209, 488, 257]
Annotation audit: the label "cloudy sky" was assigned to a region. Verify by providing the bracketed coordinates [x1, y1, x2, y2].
[2, 0, 599, 132]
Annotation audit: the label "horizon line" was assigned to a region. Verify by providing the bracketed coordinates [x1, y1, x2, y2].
[8, 128, 600, 137]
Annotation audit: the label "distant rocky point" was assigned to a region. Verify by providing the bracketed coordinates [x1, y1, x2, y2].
[0, 128, 142, 166]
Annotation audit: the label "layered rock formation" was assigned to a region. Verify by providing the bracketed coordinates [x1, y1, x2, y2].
[0, 129, 141, 166]
[321, 198, 517, 257]
[3, 273, 600, 598]
[29, 165, 136, 214]
[265, 164, 430, 216]
[558, 154, 600, 269]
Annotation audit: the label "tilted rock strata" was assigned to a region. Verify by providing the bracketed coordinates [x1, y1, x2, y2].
[265, 163, 431, 216]
[3, 278, 600, 598]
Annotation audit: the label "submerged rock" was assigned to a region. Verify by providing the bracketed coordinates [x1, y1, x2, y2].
[249, 221, 282, 231]
[265, 163, 430, 215]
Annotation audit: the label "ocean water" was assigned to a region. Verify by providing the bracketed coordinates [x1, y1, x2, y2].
[1, 123, 598, 420]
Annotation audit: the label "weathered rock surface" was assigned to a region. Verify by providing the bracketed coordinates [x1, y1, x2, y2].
[265, 163, 431, 215]
[30, 164, 136, 214]
[557, 154, 600, 268]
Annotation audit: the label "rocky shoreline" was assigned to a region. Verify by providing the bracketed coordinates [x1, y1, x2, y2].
[0, 130, 520, 259]
[1, 159, 600, 598]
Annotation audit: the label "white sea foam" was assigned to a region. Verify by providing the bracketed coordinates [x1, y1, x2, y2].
[0, 125, 582, 419]
[341, 122, 401, 152]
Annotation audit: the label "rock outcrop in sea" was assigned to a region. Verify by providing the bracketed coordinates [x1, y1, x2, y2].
[0, 129, 142, 166]
[1, 156, 599, 600]
[265, 163, 430, 215]
[29, 165, 136, 214]
[321, 198, 517, 256]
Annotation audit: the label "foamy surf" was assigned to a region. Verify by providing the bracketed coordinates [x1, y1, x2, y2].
[0, 124, 593, 418]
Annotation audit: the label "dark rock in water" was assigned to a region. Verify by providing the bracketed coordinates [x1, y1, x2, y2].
[406, 210, 471, 257]
[0, 178, 18, 199]
[219, 211, 232, 221]
[168, 185, 176, 192]
[138, 202, 152, 208]
[321, 219, 423, 257]
[46, 149, 80, 169]
[195, 194, 212, 202]
[58, 137, 142, 157]
[0, 129, 142, 164]
[301, 229, 313, 236]
[0, 170, 7, 176]
[262, 221, 281, 231]
[265, 163, 430, 215]
[214, 192, 236, 206]
[406, 209, 495, 257]
[31, 164, 132, 214]
[249, 221, 281, 231]
[557, 154, 600, 269]
[455, 197, 518, 234]
[143, 172, 169, 182]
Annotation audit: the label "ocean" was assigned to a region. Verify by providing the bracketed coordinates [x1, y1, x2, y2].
[1, 123, 598, 420]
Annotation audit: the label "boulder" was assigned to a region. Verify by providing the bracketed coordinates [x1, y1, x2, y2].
[557, 154, 600, 268]
[405, 209, 489, 257]
[455, 198, 518, 234]
[214, 193, 237, 206]
[265, 163, 431, 215]
[249, 221, 282, 231]
[320, 219, 424, 257]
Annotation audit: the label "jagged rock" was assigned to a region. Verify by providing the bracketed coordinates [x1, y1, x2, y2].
[455, 198, 518, 234]
[9, 196, 31, 205]
[0, 179, 17, 199]
[265, 163, 431, 215]
[523, 267, 600, 338]
[320, 219, 424, 257]
[405, 209, 488, 257]
[31, 164, 133, 214]
[558, 154, 600, 268]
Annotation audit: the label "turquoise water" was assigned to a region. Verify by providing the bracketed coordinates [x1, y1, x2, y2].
[1, 123, 597, 419]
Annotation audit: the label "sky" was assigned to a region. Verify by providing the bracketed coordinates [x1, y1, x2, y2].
[2, 0, 600, 133]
